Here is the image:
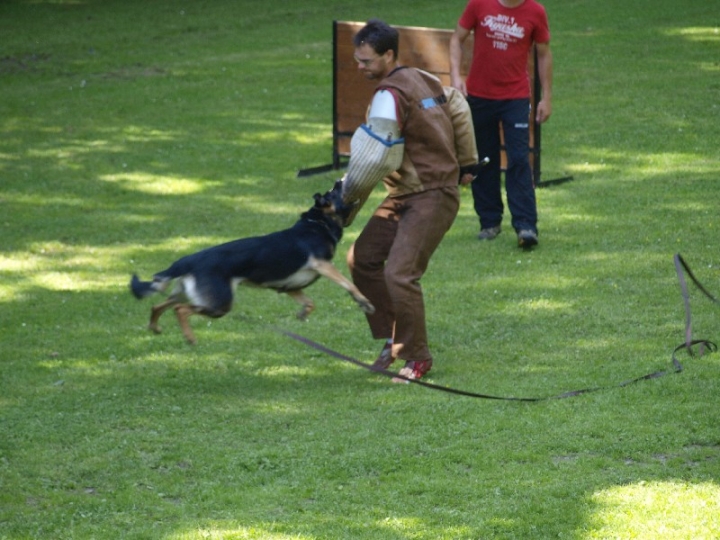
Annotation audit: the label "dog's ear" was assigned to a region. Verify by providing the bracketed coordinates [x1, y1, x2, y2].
[314, 180, 344, 208]
[313, 192, 327, 207]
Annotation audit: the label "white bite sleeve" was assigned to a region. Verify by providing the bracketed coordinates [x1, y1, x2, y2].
[340, 91, 404, 225]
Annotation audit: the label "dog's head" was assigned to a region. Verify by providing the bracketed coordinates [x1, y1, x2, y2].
[311, 180, 357, 227]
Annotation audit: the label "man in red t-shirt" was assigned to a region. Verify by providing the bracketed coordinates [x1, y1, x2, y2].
[450, 0, 553, 248]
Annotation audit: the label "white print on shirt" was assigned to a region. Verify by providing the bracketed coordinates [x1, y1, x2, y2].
[481, 14, 526, 51]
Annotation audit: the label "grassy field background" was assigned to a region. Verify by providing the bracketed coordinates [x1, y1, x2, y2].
[2, 1, 719, 539]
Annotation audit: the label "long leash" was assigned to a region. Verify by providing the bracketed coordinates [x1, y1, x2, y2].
[672, 253, 719, 363]
[276, 253, 717, 401]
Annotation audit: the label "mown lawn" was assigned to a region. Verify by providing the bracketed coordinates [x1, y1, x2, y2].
[1, 1, 719, 538]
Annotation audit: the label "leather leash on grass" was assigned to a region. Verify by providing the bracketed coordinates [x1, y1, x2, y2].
[276, 253, 717, 401]
[672, 253, 718, 363]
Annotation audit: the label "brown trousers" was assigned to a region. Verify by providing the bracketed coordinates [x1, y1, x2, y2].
[347, 186, 460, 362]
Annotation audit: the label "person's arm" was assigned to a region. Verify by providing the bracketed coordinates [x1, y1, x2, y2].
[443, 86, 478, 185]
[534, 42, 553, 123]
[449, 24, 471, 96]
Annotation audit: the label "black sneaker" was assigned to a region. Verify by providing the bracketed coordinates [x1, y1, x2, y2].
[517, 229, 538, 248]
[371, 340, 395, 370]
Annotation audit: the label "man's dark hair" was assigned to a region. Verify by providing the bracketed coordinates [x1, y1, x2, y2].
[353, 19, 399, 58]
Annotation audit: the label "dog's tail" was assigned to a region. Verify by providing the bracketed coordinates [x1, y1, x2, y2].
[130, 274, 170, 300]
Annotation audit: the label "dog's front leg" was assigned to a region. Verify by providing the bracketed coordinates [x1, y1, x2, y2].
[310, 258, 375, 314]
[286, 290, 315, 320]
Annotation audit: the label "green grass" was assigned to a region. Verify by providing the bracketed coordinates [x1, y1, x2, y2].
[2, 0, 720, 539]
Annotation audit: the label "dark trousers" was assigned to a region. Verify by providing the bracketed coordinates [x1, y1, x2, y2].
[347, 186, 459, 362]
[467, 96, 537, 233]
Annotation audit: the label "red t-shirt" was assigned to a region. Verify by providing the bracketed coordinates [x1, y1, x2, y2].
[458, 0, 550, 99]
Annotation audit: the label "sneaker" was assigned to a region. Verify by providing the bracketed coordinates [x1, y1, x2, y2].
[478, 226, 501, 240]
[371, 340, 395, 370]
[517, 229, 538, 248]
[392, 359, 433, 384]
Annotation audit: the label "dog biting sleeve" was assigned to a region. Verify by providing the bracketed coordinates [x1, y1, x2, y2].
[340, 90, 404, 226]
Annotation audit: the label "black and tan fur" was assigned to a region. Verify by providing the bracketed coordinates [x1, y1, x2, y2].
[129, 182, 373, 344]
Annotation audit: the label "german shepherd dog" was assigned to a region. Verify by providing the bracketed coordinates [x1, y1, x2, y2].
[129, 181, 374, 344]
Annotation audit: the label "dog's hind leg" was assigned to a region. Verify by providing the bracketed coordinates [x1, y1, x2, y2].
[309, 257, 375, 314]
[286, 290, 315, 320]
[149, 298, 177, 334]
[174, 304, 199, 345]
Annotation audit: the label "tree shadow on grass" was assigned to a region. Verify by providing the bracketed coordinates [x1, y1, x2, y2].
[3, 109, 336, 251]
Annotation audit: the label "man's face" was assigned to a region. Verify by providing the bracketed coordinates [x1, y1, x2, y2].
[354, 43, 391, 80]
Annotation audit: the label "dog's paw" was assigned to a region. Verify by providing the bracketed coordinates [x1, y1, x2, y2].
[358, 298, 375, 314]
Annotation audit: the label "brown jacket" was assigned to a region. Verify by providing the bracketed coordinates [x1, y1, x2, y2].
[376, 67, 477, 197]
